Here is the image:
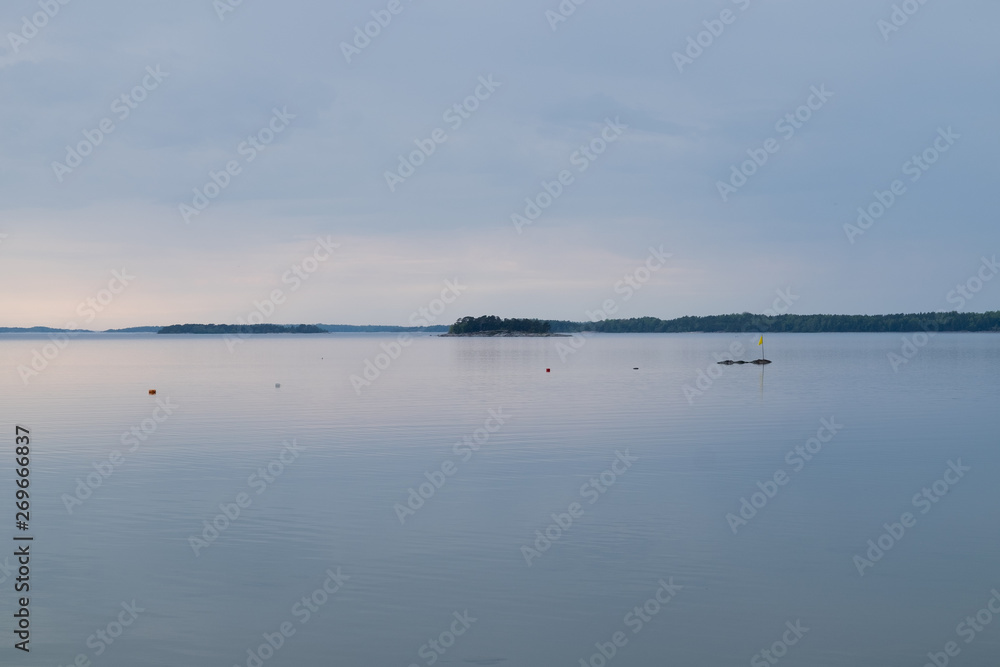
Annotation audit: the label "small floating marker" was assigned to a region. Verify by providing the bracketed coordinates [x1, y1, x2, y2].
[148, 389, 156, 395]
[546, 368, 550, 373]
[633, 367, 639, 370]
[275, 383, 281, 388]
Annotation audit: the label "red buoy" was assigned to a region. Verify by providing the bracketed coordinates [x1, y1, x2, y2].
[546, 368, 550, 373]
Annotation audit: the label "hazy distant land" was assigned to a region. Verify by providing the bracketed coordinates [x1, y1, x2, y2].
[3, 311, 999, 335]
[158, 324, 326, 335]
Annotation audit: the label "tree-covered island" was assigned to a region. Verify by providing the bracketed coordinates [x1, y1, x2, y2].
[443, 316, 562, 336]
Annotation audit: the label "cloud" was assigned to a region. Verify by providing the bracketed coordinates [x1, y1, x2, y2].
[1, 0, 997, 325]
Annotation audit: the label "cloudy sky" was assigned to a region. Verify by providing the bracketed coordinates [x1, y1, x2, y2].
[0, 0, 996, 328]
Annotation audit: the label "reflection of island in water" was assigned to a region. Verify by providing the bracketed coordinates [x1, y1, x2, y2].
[440, 316, 568, 337]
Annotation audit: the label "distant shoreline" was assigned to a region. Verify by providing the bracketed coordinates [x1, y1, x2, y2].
[3, 311, 999, 335]
[158, 324, 326, 335]
[3, 329, 999, 337]
[439, 332, 570, 337]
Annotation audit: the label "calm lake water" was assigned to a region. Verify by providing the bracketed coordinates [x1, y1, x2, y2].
[1, 332, 998, 666]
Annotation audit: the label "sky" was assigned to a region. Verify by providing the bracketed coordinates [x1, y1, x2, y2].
[0, 0, 997, 328]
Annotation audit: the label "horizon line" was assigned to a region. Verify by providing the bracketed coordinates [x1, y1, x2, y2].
[3, 310, 999, 333]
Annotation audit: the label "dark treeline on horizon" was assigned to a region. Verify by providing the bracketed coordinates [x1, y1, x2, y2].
[547, 311, 1000, 333]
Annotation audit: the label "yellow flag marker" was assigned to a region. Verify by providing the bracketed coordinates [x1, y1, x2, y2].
[758, 336, 763, 345]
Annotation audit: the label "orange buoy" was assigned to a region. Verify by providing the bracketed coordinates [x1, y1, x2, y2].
[148, 389, 157, 395]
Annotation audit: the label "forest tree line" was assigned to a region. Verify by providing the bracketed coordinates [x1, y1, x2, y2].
[448, 316, 552, 334]
[545, 312, 1000, 333]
